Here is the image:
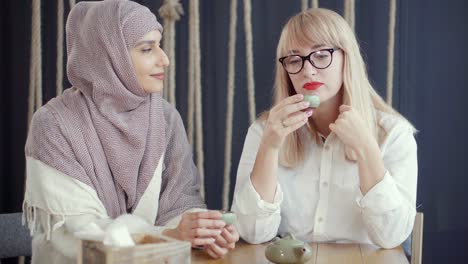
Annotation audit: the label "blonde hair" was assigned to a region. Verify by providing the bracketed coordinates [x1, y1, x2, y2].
[265, 8, 414, 167]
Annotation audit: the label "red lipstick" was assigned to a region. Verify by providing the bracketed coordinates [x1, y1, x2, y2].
[303, 82, 323, 90]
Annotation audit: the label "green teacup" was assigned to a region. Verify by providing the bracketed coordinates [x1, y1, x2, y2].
[220, 211, 237, 225]
[303, 95, 320, 108]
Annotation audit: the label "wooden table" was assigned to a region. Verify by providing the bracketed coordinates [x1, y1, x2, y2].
[192, 242, 409, 264]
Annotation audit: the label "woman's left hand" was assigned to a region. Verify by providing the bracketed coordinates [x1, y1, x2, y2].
[204, 225, 240, 259]
[329, 105, 374, 155]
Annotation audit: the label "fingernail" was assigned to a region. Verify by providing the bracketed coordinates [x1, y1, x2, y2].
[303, 101, 310, 107]
[297, 94, 304, 99]
[306, 110, 313, 116]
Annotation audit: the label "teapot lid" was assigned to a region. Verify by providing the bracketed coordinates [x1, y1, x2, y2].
[274, 234, 304, 247]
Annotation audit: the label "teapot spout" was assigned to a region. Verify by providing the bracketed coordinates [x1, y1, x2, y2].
[294, 246, 313, 263]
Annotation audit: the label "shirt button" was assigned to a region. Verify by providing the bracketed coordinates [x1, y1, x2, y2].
[324, 145, 330, 151]
[318, 217, 323, 222]
[322, 181, 328, 187]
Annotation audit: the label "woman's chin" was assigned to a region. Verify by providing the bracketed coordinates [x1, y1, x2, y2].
[143, 85, 163, 94]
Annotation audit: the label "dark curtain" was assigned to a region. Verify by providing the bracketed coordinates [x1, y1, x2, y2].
[1, 0, 467, 263]
[1, 0, 31, 214]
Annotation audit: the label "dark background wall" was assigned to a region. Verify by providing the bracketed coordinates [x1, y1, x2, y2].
[1, 0, 467, 263]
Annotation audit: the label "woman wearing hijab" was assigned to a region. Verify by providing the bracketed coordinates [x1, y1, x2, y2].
[23, 1, 238, 263]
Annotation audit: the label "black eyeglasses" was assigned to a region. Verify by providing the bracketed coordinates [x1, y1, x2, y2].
[278, 48, 340, 74]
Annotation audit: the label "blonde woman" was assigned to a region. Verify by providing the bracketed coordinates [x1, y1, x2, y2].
[231, 8, 417, 249]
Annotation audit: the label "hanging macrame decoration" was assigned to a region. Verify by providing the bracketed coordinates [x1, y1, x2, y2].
[222, 0, 259, 210]
[159, 0, 184, 106]
[187, 0, 205, 198]
[56, 0, 64, 96]
[223, 0, 238, 210]
[302, 0, 319, 11]
[28, 0, 42, 126]
[244, 0, 256, 124]
[344, 0, 355, 31]
[386, 0, 396, 105]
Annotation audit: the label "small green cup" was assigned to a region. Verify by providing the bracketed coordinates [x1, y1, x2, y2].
[220, 211, 237, 225]
[303, 95, 320, 108]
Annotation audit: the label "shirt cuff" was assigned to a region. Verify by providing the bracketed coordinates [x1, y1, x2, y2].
[237, 177, 283, 215]
[355, 171, 403, 214]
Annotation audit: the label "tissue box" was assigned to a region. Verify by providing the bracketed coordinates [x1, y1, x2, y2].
[77, 233, 191, 264]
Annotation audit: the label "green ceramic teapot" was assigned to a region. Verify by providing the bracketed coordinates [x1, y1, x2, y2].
[264, 233, 313, 264]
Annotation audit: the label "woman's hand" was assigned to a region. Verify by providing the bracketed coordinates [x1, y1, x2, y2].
[163, 211, 226, 247]
[204, 225, 240, 259]
[329, 105, 376, 159]
[262, 94, 313, 149]
[329, 105, 386, 194]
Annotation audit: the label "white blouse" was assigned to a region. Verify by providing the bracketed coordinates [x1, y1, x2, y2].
[231, 111, 417, 249]
[23, 155, 192, 264]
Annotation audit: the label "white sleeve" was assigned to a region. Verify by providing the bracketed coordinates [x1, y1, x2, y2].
[231, 122, 283, 244]
[23, 158, 171, 262]
[355, 124, 417, 249]
[24, 157, 110, 262]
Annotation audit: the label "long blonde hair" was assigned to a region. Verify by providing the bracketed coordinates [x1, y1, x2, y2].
[266, 8, 414, 167]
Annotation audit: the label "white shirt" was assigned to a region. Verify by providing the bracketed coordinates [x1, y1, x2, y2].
[231, 111, 417, 249]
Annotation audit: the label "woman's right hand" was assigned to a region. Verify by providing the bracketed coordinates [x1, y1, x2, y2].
[163, 211, 226, 247]
[262, 94, 313, 149]
[204, 224, 240, 258]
